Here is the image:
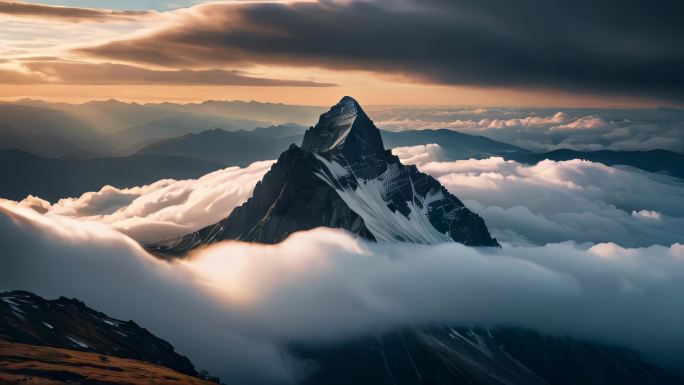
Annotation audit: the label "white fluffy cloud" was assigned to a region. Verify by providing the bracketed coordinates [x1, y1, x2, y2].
[1, 202, 683, 384]
[390, 143, 447, 164]
[374, 108, 684, 153]
[14, 160, 273, 242]
[394, 146, 684, 247]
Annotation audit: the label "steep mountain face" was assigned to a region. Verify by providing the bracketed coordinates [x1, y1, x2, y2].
[0, 291, 197, 376]
[149, 144, 375, 253]
[291, 327, 680, 385]
[148, 96, 497, 254]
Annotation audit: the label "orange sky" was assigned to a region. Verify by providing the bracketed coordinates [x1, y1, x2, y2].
[0, 84, 670, 108]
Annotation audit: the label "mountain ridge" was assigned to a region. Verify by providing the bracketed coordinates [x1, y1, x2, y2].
[0, 149, 225, 202]
[0, 290, 198, 376]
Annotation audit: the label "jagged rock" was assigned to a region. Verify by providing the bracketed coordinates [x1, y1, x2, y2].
[0, 290, 198, 376]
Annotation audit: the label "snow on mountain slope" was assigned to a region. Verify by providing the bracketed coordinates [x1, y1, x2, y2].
[315, 155, 453, 243]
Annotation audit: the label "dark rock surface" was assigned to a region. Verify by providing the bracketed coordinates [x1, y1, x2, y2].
[291, 327, 681, 385]
[0, 290, 198, 376]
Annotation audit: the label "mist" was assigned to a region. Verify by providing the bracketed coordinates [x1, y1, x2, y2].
[1, 202, 683, 383]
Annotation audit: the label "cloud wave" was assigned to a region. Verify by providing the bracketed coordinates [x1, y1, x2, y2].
[395, 146, 684, 247]
[1, 201, 683, 383]
[13, 144, 683, 248]
[375, 107, 684, 153]
[16, 160, 274, 242]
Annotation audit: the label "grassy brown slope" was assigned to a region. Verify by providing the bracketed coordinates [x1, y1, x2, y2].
[0, 342, 216, 385]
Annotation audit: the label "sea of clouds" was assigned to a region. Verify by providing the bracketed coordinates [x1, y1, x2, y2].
[0, 203, 683, 384]
[373, 107, 684, 153]
[16, 160, 273, 242]
[13, 144, 683, 247]
[395, 144, 684, 247]
[1, 144, 683, 383]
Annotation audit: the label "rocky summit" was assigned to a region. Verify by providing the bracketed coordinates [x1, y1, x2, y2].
[148, 96, 498, 255]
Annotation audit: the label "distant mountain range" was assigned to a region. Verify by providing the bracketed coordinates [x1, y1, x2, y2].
[89, 115, 273, 156]
[0, 104, 97, 158]
[136, 125, 525, 164]
[381, 128, 523, 158]
[1, 99, 323, 157]
[0, 149, 224, 202]
[136, 125, 306, 166]
[0, 290, 217, 384]
[137, 125, 684, 179]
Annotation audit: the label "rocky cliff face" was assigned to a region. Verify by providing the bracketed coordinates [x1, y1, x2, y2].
[0, 290, 197, 376]
[149, 96, 497, 255]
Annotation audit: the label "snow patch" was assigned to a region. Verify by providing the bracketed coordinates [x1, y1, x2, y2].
[66, 336, 89, 349]
[2, 297, 26, 320]
[103, 319, 119, 327]
[450, 329, 494, 358]
[315, 156, 452, 244]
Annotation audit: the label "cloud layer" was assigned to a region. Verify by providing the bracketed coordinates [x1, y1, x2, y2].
[394, 146, 684, 247]
[0, 60, 335, 86]
[77, 0, 684, 102]
[16, 161, 273, 242]
[375, 107, 684, 153]
[2, 60, 336, 86]
[0, 1, 152, 22]
[13, 144, 683, 248]
[1, 201, 683, 384]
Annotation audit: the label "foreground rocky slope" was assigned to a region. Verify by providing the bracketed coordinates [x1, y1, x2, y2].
[0, 291, 197, 377]
[149, 96, 497, 254]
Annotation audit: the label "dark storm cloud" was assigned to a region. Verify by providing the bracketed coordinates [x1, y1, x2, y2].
[0, 1, 152, 22]
[78, 0, 684, 101]
[2, 60, 335, 86]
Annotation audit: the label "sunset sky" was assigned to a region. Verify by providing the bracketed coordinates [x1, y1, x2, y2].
[1, 0, 682, 106]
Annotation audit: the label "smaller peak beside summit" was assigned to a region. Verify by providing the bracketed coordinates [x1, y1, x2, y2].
[301, 96, 385, 160]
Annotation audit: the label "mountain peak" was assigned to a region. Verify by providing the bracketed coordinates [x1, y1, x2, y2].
[338, 95, 361, 107]
[147, 95, 499, 252]
[301, 96, 385, 159]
